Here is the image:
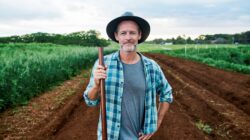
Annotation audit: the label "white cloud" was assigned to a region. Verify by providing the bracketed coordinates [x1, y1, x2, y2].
[0, 0, 249, 39]
[0, 0, 63, 21]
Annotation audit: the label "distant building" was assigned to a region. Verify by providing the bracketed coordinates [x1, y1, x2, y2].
[211, 37, 226, 44]
[164, 42, 173, 45]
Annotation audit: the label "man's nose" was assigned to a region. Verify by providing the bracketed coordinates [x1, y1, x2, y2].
[125, 33, 132, 40]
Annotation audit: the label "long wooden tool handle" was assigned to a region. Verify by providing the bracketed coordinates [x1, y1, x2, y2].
[98, 47, 107, 140]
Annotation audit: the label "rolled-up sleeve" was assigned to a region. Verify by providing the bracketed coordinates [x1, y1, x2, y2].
[156, 65, 173, 103]
[83, 60, 100, 106]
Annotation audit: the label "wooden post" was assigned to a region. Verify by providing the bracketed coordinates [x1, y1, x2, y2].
[98, 47, 107, 140]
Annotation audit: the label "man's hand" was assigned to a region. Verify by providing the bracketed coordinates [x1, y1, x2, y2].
[93, 65, 107, 89]
[138, 123, 160, 140]
[139, 133, 154, 140]
[139, 102, 169, 140]
[87, 65, 107, 100]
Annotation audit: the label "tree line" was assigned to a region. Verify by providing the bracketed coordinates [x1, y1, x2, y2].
[0, 30, 110, 47]
[1, 30, 249, 45]
[147, 31, 250, 44]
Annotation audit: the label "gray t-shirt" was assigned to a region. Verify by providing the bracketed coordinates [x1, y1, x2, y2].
[119, 59, 146, 140]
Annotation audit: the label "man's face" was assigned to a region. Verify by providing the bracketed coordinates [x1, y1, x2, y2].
[114, 20, 142, 53]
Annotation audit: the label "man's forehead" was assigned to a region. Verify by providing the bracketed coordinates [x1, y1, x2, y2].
[118, 20, 138, 26]
[117, 20, 140, 31]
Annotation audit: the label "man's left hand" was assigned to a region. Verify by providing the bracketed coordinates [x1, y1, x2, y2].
[139, 133, 154, 140]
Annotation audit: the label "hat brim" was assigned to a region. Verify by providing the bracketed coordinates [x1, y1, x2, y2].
[106, 16, 150, 44]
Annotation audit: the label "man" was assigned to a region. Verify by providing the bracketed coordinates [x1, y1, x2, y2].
[83, 12, 173, 140]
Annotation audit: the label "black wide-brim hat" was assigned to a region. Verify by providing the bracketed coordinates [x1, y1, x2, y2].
[106, 12, 150, 44]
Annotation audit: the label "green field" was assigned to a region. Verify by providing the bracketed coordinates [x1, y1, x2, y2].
[138, 44, 250, 74]
[137, 44, 239, 52]
[0, 43, 116, 111]
[1, 43, 249, 111]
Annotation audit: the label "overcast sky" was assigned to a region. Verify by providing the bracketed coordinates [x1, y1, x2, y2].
[0, 0, 249, 40]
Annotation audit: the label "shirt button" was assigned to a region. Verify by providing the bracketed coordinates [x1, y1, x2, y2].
[117, 125, 120, 128]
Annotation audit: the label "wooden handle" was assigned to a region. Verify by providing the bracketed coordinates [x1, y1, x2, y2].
[98, 47, 107, 140]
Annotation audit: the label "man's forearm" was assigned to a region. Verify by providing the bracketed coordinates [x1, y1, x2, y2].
[157, 102, 170, 129]
[87, 86, 100, 100]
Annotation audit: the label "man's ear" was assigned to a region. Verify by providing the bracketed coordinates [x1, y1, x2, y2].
[138, 31, 142, 40]
[114, 32, 119, 41]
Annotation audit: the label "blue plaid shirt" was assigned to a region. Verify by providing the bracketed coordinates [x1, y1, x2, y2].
[83, 51, 173, 140]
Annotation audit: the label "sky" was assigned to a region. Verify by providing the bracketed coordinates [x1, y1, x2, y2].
[0, 0, 249, 40]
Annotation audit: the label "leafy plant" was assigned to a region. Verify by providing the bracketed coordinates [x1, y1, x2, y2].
[195, 120, 213, 134]
[0, 43, 116, 112]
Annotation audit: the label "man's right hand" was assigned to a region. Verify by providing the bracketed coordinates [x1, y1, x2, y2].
[87, 65, 107, 100]
[93, 65, 107, 90]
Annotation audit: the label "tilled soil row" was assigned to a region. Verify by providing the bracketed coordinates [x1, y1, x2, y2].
[145, 53, 250, 139]
[145, 53, 250, 115]
[3, 53, 249, 140]
[50, 53, 250, 140]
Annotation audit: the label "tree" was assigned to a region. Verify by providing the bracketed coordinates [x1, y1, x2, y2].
[0, 30, 110, 47]
[174, 36, 186, 44]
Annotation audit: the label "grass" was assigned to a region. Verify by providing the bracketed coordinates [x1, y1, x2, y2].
[195, 120, 213, 134]
[137, 44, 250, 74]
[137, 43, 240, 52]
[0, 43, 116, 111]
[54, 89, 75, 105]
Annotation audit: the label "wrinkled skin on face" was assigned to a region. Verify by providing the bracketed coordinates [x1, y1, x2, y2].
[115, 20, 141, 54]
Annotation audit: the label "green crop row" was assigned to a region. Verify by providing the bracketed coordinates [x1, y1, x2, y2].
[0, 43, 116, 111]
[160, 46, 250, 74]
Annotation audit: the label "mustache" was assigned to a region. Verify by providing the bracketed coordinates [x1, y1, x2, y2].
[120, 45, 137, 50]
[124, 40, 134, 44]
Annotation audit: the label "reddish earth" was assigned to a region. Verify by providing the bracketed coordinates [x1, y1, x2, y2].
[1, 53, 250, 140]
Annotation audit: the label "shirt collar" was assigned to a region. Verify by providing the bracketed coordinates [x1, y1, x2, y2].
[112, 50, 150, 66]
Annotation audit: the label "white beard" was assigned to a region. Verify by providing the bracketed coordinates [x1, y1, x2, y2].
[120, 44, 137, 53]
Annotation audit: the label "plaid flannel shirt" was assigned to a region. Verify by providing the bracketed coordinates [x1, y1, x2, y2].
[83, 51, 173, 140]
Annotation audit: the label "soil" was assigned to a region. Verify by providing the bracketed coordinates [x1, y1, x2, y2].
[0, 53, 249, 140]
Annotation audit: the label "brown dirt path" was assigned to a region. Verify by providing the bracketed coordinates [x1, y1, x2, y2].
[145, 53, 250, 140]
[51, 96, 207, 140]
[51, 53, 250, 140]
